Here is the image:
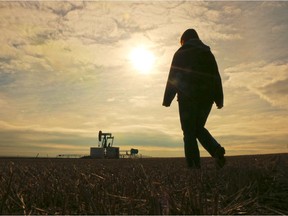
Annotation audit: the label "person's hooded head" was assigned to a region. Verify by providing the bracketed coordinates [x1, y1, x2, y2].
[180, 29, 199, 45]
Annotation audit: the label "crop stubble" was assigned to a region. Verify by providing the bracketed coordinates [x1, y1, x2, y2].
[0, 154, 287, 215]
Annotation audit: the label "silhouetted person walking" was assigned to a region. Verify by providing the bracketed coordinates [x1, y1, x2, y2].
[163, 29, 225, 169]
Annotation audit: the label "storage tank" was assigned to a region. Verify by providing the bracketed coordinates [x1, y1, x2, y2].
[130, 148, 138, 155]
[90, 147, 105, 158]
[106, 147, 119, 159]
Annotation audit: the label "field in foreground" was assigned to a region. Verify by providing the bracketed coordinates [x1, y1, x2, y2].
[0, 154, 287, 215]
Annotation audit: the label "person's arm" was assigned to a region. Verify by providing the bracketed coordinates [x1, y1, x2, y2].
[162, 55, 178, 107]
[211, 54, 224, 109]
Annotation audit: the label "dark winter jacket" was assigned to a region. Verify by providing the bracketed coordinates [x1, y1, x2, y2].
[162, 39, 223, 107]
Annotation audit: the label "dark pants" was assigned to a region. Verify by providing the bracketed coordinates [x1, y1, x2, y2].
[178, 100, 220, 167]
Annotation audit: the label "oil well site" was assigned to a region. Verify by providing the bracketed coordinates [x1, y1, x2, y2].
[57, 130, 140, 159]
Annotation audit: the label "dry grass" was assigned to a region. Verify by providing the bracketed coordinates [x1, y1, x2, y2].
[0, 154, 287, 215]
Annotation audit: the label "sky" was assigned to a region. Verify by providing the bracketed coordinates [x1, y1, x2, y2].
[0, 1, 288, 157]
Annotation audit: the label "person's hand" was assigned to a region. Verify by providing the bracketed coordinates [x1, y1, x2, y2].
[162, 102, 170, 107]
[217, 104, 223, 109]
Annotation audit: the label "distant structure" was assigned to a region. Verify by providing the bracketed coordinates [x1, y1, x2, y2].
[58, 130, 140, 159]
[98, 130, 114, 148]
[57, 154, 84, 158]
[89, 130, 139, 159]
[120, 148, 139, 158]
[90, 131, 117, 158]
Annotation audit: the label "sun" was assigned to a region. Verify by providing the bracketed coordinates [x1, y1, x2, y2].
[129, 46, 155, 74]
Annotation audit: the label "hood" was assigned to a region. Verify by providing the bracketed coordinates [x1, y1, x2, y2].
[183, 39, 210, 51]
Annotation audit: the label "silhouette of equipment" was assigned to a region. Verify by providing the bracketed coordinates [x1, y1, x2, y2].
[98, 130, 114, 148]
[57, 130, 141, 159]
[89, 130, 140, 159]
[130, 148, 138, 155]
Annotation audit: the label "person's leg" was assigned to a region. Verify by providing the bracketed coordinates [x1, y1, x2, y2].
[196, 102, 226, 167]
[194, 102, 220, 156]
[178, 101, 200, 168]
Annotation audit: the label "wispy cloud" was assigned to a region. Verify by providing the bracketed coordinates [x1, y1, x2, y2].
[0, 1, 288, 157]
[225, 61, 288, 108]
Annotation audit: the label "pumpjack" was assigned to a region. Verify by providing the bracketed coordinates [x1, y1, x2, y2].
[98, 130, 114, 148]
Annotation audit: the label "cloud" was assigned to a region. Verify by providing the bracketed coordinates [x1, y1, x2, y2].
[0, 121, 97, 156]
[0, 1, 288, 157]
[225, 61, 288, 108]
[260, 78, 288, 107]
[0, 120, 183, 157]
[262, 78, 288, 96]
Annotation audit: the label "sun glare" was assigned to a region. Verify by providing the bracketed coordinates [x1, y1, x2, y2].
[129, 46, 155, 74]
